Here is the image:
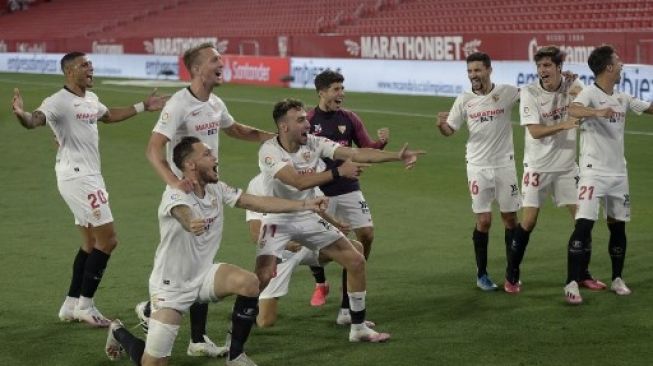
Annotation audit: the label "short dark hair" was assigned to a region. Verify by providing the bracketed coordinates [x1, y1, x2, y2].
[534, 46, 565, 67]
[466, 52, 491, 68]
[60, 52, 85, 72]
[588, 45, 616, 77]
[173, 136, 201, 170]
[272, 98, 305, 124]
[314, 70, 344, 92]
[182, 42, 216, 76]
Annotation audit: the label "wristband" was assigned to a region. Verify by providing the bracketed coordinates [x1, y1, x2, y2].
[331, 166, 340, 179]
[133, 102, 145, 113]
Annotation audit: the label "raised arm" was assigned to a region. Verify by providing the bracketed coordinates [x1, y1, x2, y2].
[170, 205, 206, 236]
[223, 122, 275, 142]
[12, 88, 46, 129]
[100, 88, 168, 123]
[146, 132, 194, 192]
[350, 112, 388, 149]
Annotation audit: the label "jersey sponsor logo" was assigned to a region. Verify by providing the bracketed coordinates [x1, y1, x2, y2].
[338, 125, 347, 134]
[469, 108, 505, 122]
[542, 106, 567, 119]
[195, 121, 220, 132]
[75, 112, 99, 123]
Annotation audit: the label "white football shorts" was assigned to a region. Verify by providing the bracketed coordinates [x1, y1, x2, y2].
[257, 213, 345, 258]
[466, 164, 521, 213]
[326, 190, 374, 229]
[575, 175, 630, 222]
[521, 167, 579, 208]
[57, 174, 114, 227]
[149, 263, 223, 313]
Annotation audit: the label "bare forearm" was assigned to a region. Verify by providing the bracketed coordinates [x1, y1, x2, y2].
[225, 123, 275, 142]
[350, 148, 399, 163]
[16, 110, 45, 129]
[103, 106, 139, 123]
[238, 194, 307, 213]
[146, 148, 180, 186]
[527, 123, 565, 139]
[568, 104, 599, 118]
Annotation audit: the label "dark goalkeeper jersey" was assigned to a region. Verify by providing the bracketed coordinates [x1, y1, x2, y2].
[307, 106, 387, 196]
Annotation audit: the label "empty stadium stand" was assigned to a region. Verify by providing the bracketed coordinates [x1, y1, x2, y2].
[1, 0, 651, 40]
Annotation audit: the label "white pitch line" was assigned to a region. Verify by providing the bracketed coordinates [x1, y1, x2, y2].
[2, 77, 652, 136]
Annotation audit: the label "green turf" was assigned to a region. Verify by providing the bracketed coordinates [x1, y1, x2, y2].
[1, 72, 652, 365]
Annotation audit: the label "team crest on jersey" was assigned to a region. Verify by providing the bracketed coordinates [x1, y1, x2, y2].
[492, 95, 500, 103]
[170, 193, 180, 201]
[92, 208, 102, 220]
[264, 156, 274, 167]
[302, 151, 311, 162]
[161, 112, 169, 122]
[313, 124, 322, 134]
[338, 125, 346, 134]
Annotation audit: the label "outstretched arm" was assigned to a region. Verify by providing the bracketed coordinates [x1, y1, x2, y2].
[333, 143, 425, 169]
[101, 88, 169, 123]
[236, 193, 328, 214]
[223, 122, 275, 142]
[12, 88, 46, 129]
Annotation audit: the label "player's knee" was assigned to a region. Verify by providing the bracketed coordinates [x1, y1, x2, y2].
[355, 228, 374, 246]
[349, 239, 364, 255]
[502, 212, 518, 229]
[96, 231, 118, 253]
[476, 215, 492, 232]
[520, 216, 537, 232]
[239, 272, 260, 298]
[345, 251, 366, 274]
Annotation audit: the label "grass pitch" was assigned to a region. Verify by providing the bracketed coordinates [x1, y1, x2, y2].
[1, 72, 652, 365]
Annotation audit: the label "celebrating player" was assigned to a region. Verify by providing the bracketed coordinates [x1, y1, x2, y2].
[104, 136, 328, 366]
[437, 52, 521, 291]
[563, 45, 653, 304]
[306, 70, 389, 318]
[11, 52, 167, 327]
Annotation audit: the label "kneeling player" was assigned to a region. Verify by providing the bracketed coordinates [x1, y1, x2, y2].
[104, 137, 327, 366]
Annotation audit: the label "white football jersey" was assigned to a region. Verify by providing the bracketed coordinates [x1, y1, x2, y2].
[258, 135, 337, 221]
[152, 88, 235, 176]
[149, 182, 242, 291]
[573, 84, 650, 176]
[447, 84, 519, 167]
[37, 88, 108, 181]
[520, 80, 582, 172]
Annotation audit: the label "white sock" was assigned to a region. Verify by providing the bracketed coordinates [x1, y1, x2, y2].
[347, 291, 366, 312]
[64, 296, 78, 307]
[339, 308, 350, 316]
[77, 296, 93, 309]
